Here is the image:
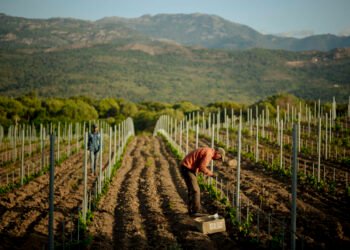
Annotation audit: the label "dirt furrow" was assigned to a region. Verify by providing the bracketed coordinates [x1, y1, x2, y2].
[112, 136, 148, 249]
[136, 137, 178, 248]
[91, 136, 181, 249]
[90, 136, 149, 249]
[157, 138, 188, 203]
[89, 138, 139, 249]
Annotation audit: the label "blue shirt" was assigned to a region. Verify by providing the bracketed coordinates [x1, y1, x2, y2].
[88, 132, 101, 152]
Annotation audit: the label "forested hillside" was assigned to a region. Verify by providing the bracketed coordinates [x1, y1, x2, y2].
[1, 44, 350, 104]
[1, 14, 350, 104]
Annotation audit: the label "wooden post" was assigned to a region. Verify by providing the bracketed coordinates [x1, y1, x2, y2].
[202, 112, 205, 133]
[21, 129, 24, 185]
[291, 124, 298, 250]
[208, 113, 211, 137]
[231, 109, 234, 129]
[262, 110, 265, 138]
[109, 127, 112, 178]
[14, 125, 17, 162]
[210, 124, 215, 175]
[298, 112, 301, 152]
[332, 96, 336, 121]
[329, 113, 332, 143]
[29, 125, 32, 156]
[195, 124, 199, 149]
[216, 111, 220, 143]
[236, 112, 242, 220]
[98, 128, 103, 194]
[325, 113, 328, 159]
[179, 121, 183, 152]
[317, 118, 321, 182]
[118, 124, 121, 160]
[256, 117, 259, 162]
[348, 96, 350, 118]
[280, 120, 283, 169]
[186, 121, 189, 155]
[170, 117, 173, 140]
[217, 109, 221, 131]
[82, 132, 88, 224]
[68, 124, 71, 156]
[49, 133, 55, 250]
[226, 120, 229, 148]
[174, 119, 177, 144]
[57, 122, 60, 162]
[114, 125, 117, 165]
[76, 122, 79, 153]
[40, 124, 44, 170]
[224, 108, 227, 129]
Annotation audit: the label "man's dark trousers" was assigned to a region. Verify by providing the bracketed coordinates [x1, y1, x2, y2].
[180, 165, 201, 215]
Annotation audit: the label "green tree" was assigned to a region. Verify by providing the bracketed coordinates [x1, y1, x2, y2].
[134, 110, 157, 133]
[173, 101, 200, 114]
[61, 99, 98, 121]
[98, 98, 120, 118]
[120, 101, 138, 117]
[160, 108, 184, 121]
[140, 101, 172, 112]
[16, 92, 42, 122]
[0, 97, 25, 124]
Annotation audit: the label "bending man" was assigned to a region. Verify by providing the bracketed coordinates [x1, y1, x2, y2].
[180, 147, 225, 217]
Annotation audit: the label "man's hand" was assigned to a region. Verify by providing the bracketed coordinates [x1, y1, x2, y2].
[209, 173, 216, 178]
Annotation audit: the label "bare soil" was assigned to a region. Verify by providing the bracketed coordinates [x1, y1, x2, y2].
[1, 133, 348, 249]
[0, 150, 98, 249]
[197, 136, 350, 249]
[89, 135, 238, 249]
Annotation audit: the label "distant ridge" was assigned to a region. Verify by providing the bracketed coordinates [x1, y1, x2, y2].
[97, 13, 350, 51]
[1, 13, 350, 51]
[0, 13, 349, 104]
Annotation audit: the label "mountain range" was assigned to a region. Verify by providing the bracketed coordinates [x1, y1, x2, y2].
[1, 13, 350, 51]
[97, 13, 350, 51]
[0, 13, 349, 104]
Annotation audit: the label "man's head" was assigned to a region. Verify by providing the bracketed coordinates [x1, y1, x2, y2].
[213, 147, 225, 162]
[92, 124, 98, 132]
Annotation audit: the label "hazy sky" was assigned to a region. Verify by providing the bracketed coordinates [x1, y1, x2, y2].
[1, 0, 350, 37]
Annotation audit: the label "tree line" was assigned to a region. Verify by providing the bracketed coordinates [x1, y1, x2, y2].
[0, 92, 348, 133]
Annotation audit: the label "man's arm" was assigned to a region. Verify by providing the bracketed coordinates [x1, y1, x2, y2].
[198, 154, 214, 176]
[97, 133, 101, 151]
[87, 133, 92, 150]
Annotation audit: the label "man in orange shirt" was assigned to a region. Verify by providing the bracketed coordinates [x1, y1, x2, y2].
[180, 147, 225, 217]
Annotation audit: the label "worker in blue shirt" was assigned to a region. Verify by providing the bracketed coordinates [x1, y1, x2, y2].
[88, 124, 101, 175]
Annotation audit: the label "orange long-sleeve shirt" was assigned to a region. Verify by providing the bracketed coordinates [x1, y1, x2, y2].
[181, 147, 214, 176]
